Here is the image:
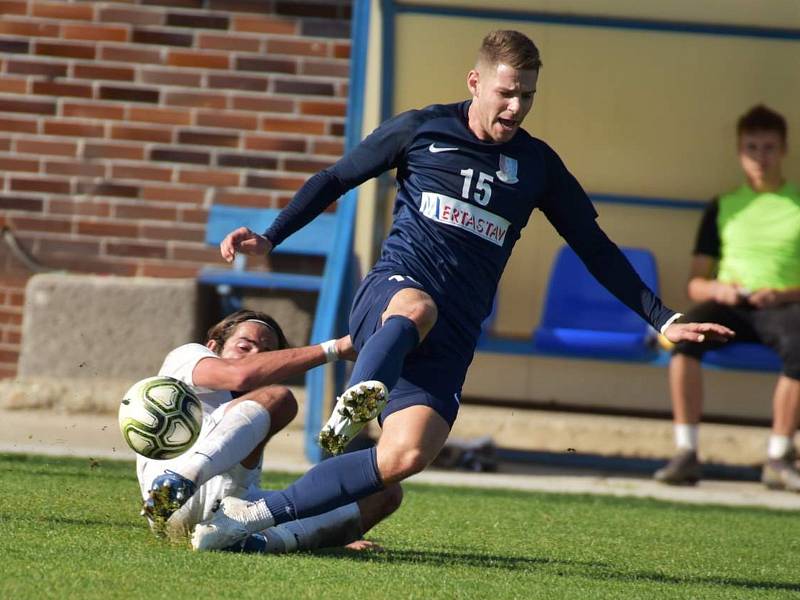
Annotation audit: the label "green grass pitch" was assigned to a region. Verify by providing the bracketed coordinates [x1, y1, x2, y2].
[1, 453, 799, 599]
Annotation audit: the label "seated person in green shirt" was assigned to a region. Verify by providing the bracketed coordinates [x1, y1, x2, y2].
[655, 105, 800, 490]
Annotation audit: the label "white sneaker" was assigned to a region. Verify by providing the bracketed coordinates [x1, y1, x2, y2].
[318, 380, 388, 455]
[191, 497, 251, 552]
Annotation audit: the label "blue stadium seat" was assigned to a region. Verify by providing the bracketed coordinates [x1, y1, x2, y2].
[532, 245, 660, 360]
[703, 342, 782, 372]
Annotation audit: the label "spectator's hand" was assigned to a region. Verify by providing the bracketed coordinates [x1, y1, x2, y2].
[220, 227, 273, 263]
[663, 322, 735, 344]
[747, 288, 781, 308]
[711, 281, 744, 306]
[335, 335, 357, 361]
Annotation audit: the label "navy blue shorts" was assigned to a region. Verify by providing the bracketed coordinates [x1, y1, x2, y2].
[348, 269, 471, 428]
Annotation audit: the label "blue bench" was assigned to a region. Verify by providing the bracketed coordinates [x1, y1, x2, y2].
[199, 204, 337, 308]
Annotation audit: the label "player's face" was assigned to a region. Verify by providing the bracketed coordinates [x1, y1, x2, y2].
[219, 321, 279, 359]
[467, 62, 538, 143]
[738, 130, 785, 188]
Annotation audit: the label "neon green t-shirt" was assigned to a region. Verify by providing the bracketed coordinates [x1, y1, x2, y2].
[714, 183, 800, 290]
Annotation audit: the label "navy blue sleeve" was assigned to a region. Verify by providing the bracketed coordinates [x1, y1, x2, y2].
[263, 110, 422, 247]
[537, 143, 676, 331]
[693, 198, 720, 258]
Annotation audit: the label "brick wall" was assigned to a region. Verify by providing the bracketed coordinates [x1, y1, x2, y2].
[0, 0, 353, 378]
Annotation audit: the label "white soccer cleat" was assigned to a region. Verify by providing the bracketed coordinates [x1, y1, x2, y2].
[318, 380, 388, 455]
[191, 497, 252, 552]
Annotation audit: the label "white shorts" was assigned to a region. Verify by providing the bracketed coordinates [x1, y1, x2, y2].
[136, 402, 262, 528]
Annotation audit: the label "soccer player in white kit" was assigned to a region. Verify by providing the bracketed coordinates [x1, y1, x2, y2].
[137, 309, 402, 552]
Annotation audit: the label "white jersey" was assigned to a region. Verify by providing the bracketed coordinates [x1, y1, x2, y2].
[157, 343, 232, 414]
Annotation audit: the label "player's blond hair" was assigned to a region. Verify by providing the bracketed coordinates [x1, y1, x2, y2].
[477, 30, 542, 71]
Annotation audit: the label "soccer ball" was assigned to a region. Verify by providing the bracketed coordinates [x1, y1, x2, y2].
[118, 375, 203, 460]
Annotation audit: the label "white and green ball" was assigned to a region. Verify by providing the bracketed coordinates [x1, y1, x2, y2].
[118, 375, 203, 460]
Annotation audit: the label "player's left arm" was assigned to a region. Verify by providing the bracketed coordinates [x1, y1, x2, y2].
[748, 286, 800, 308]
[193, 336, 354, 392]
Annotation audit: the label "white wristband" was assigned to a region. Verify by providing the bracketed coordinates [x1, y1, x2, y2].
[660, 313, 683, 336]
[320, 339, 339, 363]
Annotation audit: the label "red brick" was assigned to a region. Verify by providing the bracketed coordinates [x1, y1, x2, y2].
[231, 96, 294, 113]
[208, 74, 267, 92]
[312, 139, 344, 156]
[73, 64, 135, 82]
[6, 331, 21, 345]
[0, 138, 10, 152]
[32, 2, 94, 20]
[49, 199, 111, 217]
[232, 15, 296, 35]
[274, 78, 334, 96]
[215, 191, 272, 207]
[178, 207, 208, 224]
[198, 33, 261, 53]
[165, 91, 226, 109]
[106, 241, 167, 259]
[266, 38, 328, 58]
[77, 220, 139, 238]
[141, 264, 199, 278]
[36, 41, 96, 60]
[100, 45, 162, 65]
[244, 134, 306, 153]
[141, 223, 204, 242]
[167, 49, 229, 70]
[0, 76, 26, 94]
[45, 161, 105, 177]
[129, 106, 191, 126]
[300, 100, 346, 117]
[142, 185, 205, 204]
[178, 130, 239, 148]
[0, 98, 56, 116]
[83, 142, 144, 161]
[0, 20, 59, 37]
[11, 177, 70, 194]
[132, 29, 193, 47]
[62, 102, 126, 120]
[329, 121, 345, 136]
[32, 81, 93, 99]
[111, 164, 173, 182]
[166, 12, 229, 30]
[196, 110, 258, 131]
[10, 215, 71, 234]
[38, 238, 101, 255]
[276, 1, 348, 19]
[171, 245, 220, 262]
[0, 39, 28, 54]
[0, 119, 38, 133]
[261, 117, 325, 135]
[99, 7, 163, 26]
[6, 59, 67, 77]
[246, 174, 304, 191]
[43, 120, 104, 138]
[0, 1, 27, 16]
[110, 124, 173, 144]
[0, 196, 43, 211]
[16, 139, 78, 157]
[236, 56, 296, 74]
[0, 157, 39, 173]
[76, 181, 139, 199]
[141, 68, 202, 87]
[114, 204, 177, 221]
[63, 24, 128, 42]
[179, 169, 239, 187]
[302, 60, 350, 78]
[0, 348, 19, 361]
[150, 148, 209, 165]
[218, 153, 277, 170]
[99, 85, 159, 104]
[333, 42, 350, 59]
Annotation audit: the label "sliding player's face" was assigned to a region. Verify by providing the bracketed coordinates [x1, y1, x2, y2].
[219, 322, 279, 359]
[468, 62, 537, 143]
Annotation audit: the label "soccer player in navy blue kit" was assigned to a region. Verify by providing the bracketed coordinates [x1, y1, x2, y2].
[153, 31, 735, 550]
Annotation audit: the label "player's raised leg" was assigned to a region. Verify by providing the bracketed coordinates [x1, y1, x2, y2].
[144, 386, 296, 524]
[319, 285, 436, 454]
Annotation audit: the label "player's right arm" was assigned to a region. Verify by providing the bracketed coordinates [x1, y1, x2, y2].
[220, 111, 421, 263]
[192, 335, 354, 392]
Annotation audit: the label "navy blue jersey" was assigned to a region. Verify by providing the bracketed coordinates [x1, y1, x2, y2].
[265, 101, 676, 344]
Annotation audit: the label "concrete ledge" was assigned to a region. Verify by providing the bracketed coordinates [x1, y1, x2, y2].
[18, 273, 202, 380]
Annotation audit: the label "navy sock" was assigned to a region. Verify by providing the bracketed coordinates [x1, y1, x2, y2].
[348, 315, 420, 390]
[264, 446, 383, 524]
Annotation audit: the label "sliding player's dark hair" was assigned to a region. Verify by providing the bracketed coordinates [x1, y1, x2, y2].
[206, 309, 289, 352]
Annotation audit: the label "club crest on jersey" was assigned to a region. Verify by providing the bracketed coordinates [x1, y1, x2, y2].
[419, 192, 509, 246]
[496, 154, 518, 184]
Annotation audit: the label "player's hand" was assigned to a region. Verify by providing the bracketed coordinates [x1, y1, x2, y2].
[219, 227, 273, 263]
[711, 281, 744, 306]
[747, 288, 781, 308]
[663, 322, 735, 344]
[334, 335, 357, 361]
